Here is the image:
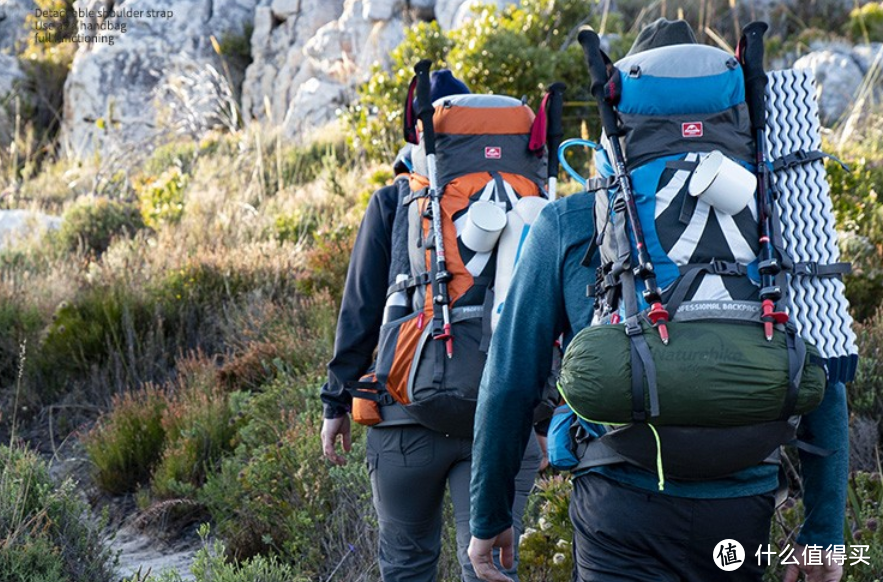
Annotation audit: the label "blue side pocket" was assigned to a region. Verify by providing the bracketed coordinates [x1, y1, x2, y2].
[547, 404, 580, 471]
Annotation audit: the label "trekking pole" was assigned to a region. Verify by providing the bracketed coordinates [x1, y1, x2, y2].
[414, 59, 454, 358]
[737, 21, 788, 342]
[577, 29, 669, 344]
[546, 82, 567, 201]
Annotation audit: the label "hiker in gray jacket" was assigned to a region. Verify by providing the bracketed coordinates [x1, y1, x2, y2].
[321, 70, 542, 582]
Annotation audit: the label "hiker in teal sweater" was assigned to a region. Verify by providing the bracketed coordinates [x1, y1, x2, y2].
[467, 192, 849, 582]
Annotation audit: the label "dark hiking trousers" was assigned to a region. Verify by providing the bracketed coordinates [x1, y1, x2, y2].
[368, 425, 541, 582]
[570, 473, 776, 582]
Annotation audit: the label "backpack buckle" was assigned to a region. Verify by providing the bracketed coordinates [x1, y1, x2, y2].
[711, 260, 743, 276]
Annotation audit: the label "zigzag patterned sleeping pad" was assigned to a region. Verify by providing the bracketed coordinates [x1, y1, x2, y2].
[766, 69, 859, 383]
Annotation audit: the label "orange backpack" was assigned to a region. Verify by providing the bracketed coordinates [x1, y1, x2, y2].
[350, 89, 549, 437]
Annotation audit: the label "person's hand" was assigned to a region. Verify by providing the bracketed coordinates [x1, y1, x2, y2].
[321, 415, 352, 466]
[782, 543, 843, 582]
[536, 433, 549, 472]
[468, 528, 515, 582]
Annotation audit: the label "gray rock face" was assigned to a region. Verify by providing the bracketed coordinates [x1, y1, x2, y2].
[60, 0, 254, 156]
[0, 54, 24, 145]
[435, 0, 518, 31]
[0, 0, 33, 54]
[241, 0, 403, 138]
[793, 48, 865, 126]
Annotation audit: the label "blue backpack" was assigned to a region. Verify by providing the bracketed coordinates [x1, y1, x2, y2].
[551, 33, 855, 483]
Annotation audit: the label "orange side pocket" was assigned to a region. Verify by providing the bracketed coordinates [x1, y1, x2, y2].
[352, 396, 382, 426]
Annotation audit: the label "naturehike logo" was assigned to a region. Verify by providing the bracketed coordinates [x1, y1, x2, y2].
[682, 122, 703, 138]
[713, 539, 745, 572]
[485, 146, 502, 159]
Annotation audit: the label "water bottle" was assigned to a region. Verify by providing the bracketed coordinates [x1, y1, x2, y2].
[383, 274, 410, 324]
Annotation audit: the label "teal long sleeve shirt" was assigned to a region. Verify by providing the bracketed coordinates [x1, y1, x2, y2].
[469, 192, 849, 547]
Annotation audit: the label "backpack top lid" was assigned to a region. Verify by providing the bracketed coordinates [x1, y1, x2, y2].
[615, 44, 746, 117]
[411, 94, 547, 187]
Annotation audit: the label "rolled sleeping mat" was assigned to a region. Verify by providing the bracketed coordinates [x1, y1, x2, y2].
[491, 196, 549, 331]
[765, 69, 859, 383]
[558, 319, 827, 427]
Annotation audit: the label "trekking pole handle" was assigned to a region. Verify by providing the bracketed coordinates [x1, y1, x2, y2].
[414, 59, 437, 156]
[739, 21, 769, 132]
[546, 82, 567, 181]
[578, 29, 620, 139]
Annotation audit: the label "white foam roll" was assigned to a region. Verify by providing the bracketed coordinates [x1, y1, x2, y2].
[688, 150, 756, 215]
[462, 200, 507, 253]
[491, 196, 549, 332]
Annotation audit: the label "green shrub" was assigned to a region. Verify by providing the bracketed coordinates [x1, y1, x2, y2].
[56, 197, 146, 255]
[846, 2, 883, 42]
[144, 142, 199, 176]
[0, 302, 42, 386]
[849, 307, 883, 420]
[769, 471, 883, 582]
[146, 525, 305, 582]
[151, 358, 243, 499]
[83, 384, 169, 494]
[518, 475, 573, 581]
[136, 167, 188, 229]
[35, 283, 154, 394]
[295, 226, 356, 304]
[199, 379, 331, 562]
[346, 0, 611, 162]
[0, 444, 116, 582]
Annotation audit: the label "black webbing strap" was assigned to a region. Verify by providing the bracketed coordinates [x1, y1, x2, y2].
[346, 381, 395, 405]
[767, 188, 795, 273]
[490, 171, 509, 209]
[771, 149, 849, 173]
[386, 272, 431, 296]
[585, 175, 617, 193]
[793, 438, 834, 457]
[666, 261, 748, 320]
[679, 189, 698, 225]
[402, 188, 429, 206]
[791, 261, 852, 278]
[779, 329, 806, 420]
[627, 322, 660, 421]
[621, 270, 659, 422]
[432, 336, 445, 386]
[665, 159, 700, 171]
[476, 277, 495, 353]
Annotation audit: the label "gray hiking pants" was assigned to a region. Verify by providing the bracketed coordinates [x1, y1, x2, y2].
[367, 424, 541, 582]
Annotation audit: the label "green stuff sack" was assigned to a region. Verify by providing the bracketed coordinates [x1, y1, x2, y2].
[559, 320, 826, 427]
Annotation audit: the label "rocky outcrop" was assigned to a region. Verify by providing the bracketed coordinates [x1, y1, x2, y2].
[0, 54, 24, 146]
[0, 0, 33, 54]
[60, 0, 254, 157]
[241, 0, 404, 138]
[435, 0, 517, 31]
[790, 42, 883, 126]
[0, 210, 61, 249]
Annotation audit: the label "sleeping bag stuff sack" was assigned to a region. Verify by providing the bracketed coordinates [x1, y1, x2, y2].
[559, 319, 826, 427]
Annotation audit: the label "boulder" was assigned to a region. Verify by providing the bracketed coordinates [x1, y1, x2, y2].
[0, 0, 33, 54]
[241, 0, 345, 125]
[792, 48, 864, 126]
[0, 210, 61, 249]
[60, 0, 255, 157]
[243, 0, 403, 138]
[435, 0, 518, 31]
[0, 54, 24, 146]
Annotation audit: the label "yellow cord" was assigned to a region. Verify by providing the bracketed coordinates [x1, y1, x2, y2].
[648, 424, 665, 491]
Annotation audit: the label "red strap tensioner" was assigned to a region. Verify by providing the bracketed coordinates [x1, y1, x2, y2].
[647, 302, 670, 345]
[761, 299, 789, 341]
